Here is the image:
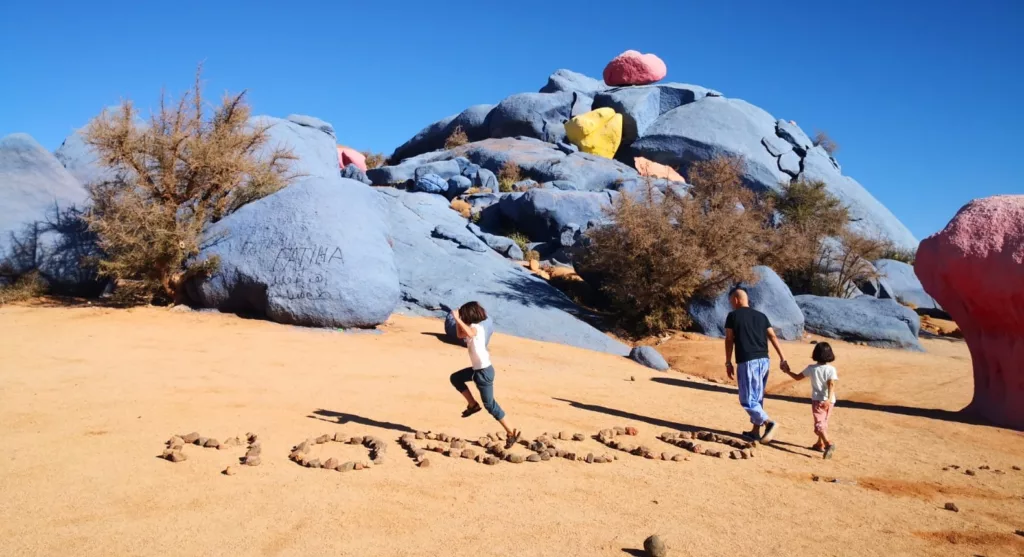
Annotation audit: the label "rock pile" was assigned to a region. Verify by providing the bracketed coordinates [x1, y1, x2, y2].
[160, 432, 257, 465]
[658, 431, 756, 460]
[288, 432, 384, 470]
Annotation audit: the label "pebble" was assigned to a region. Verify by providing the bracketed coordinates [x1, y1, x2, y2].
[451, 439, 465, 449]
[475, 455, 484, 463]
[613, 427, 626, 435]
[196, 437, 209, 446]
[573, 433, 586, 442]
[965, 470, 977, 476]
[316, 435, 330, 444]
[508, 454, 525, 464]
[182, 432, 200, 444]
[565, 452, 577, 461]
[417, 459, 431, 468]
[540, 452, 552, 461]
[672, 454, 685, 462]
[203, 438, 220, 448]
[296, 441, 311, 453]
[323, 458, 339, 471]
[333, 432, 347, 442]
[307, 459, 322, 469]
[558, 431, 569, 441]
[168, 436, 184, 447]
[980, 465, 990, 470]
[496, 431, 507, 441]
[349, 436, 364, 445]
[354, 463, 365, 470]
[644, 534, 668, 557]
[586, 453, 595, 464]
[730, 451, 740, 460]
[341, 461, 357, 472]
[526, 454, 542, 463]
[224, 466, 236, 476]
[425, 433, 437, 441]
[461, 449, 476, 460]
[244, 456, 261, 467]
[478, 437, 490, 446]
[630, 376, 636, 382]
[944, 502, 959, 513]
[415, 431, 425, 440]
[484, 456, 499, 466]
[1013, 466, 1021, 471]
[625, 427, 638, 436]
[413, 449, 426, 458]
[1015, 529, 1024, 537]
[661, 452, 672, 461]
[439, 434, 450, 443]
[169, 451, 187, 463]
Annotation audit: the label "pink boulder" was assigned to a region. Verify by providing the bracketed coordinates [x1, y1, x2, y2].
[915, 195, 1024, 429]
[603, 50, 667, 86]
[634, 157, 685, 183]
[337, 146, 367, 172]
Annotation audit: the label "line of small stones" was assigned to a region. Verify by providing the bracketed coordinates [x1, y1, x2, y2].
[657, 431, 757, 460]
[526, 432, 616, 464]
[162, 432, 261, 466]
[593, 427, 691, 462]
[399, 432, 501, 467]
[288, 433, 385, 471]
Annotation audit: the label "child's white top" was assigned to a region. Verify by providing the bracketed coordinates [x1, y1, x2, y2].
[801, 364, 838, 403]
[467, 324, 491, 370]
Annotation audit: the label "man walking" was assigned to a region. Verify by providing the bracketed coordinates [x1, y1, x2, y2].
[724, 287, 790, 442]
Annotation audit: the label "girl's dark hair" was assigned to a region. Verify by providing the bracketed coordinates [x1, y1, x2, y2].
[812, 342, 836, 364]
[458, 301, 488, 325]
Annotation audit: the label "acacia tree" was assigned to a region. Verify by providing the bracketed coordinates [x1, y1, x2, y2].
[84, 66, 297, 304]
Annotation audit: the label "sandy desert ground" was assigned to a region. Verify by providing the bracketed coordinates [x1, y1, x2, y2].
[1, 302, 1022, 557]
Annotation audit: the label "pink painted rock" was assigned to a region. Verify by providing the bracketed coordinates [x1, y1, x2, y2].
[336, 145, 367, 172]
[634, 157, 685, 183]
[915, 195, 1024, 429]
[603, 50, 667, 86]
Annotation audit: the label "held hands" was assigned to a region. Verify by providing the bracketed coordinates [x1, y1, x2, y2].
[780, 360, 791, 374]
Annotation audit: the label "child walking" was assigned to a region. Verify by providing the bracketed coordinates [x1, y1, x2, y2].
[783, 342, 839, 459]
[445, 302, 521, 449]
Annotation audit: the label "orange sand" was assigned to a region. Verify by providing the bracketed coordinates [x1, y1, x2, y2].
[1, 303, 1022, 557]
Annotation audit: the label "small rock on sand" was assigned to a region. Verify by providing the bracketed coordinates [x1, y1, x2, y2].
[944, 502, 959, 512]
[307, 459, 322, 469]
[349, 436, 364, 445]
[354, 463, 365, 470]
[613, 427, 626, 435]
[417, 459, 431, 468]
[965, 470, 976, 476]
[334, 432, 346, 442]
[573, 433, 586, 442]
[182, 432, 200, 444]
[1015, 529, 1024, 537]
[340, 461, 357, 472]
[169, 452, 187, 463]
[204, 438, 221, 449]
[508, 454, 525, 464]
[585, 453, 595, 464]
[315, 435, 329, 444]
[526, 454, 542, 463]
[223, 466, 236, 476]
[461, 449, 476, 459]
[672, 454, 685, 462]
[1012, 465, 1021, 471]
[625, 427, 638, 436]
[413, 449, 426, 458]
[661, 452, 672, 461]
[644, 534, 668, 557]
[415, 431, 425, 440]
[196, 437, 209, 446]
[243, 456, 261, 467]
[168, 436, 184, 447]
[425, 433, 437, 440]
[323, 458, 339, 471]
[630, 376, 636, 381]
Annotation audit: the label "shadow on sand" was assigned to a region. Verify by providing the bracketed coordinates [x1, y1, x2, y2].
[309, 409, 416, 433]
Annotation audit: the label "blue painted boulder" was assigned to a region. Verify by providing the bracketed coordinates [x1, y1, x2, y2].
[286, 114, 336, 138]
[379, 188, 629, 355]
[444, 312, 495, 347]
[414, 160, 462, 181]
[593, 83, 720, 147]
[795, 295, 921, 350]
[187, 176, 400, 328]
[629, 345, 670, 371]
[253, 115, 340, 181]
[390, 104, 495, 164]
[539, 69, 608, 96]
[413, 173, 449, 195]
[467, 223, 524, 260]
[631, 97, 789, 193]
[498, 188, 617, 241]
[485, 92, 583, 144]
[447, 175, 473, 199]
[341, 163, 372, 185]
[0, 133, 94, 291]
[873, 259, 940, 310]
[688, 266, 805, 341]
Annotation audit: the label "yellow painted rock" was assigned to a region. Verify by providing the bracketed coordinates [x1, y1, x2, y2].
[564, 108, 623, 159]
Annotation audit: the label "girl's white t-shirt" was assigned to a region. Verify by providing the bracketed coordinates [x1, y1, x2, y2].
[467, 324, 491, 370]
[800, 364, 838, 403]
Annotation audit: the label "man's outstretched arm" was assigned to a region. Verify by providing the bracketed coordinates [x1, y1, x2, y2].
[767, 327, 789, 372]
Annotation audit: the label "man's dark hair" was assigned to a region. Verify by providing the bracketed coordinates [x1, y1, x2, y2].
[812, 342, 836, 364]
[458, 301, 488, 325]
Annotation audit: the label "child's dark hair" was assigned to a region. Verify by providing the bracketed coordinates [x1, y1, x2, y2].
[458, 301, 488, 325]
[812, 342, 836, 364]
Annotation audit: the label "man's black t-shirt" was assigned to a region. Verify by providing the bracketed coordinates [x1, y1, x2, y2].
[725, 307, 772, 363]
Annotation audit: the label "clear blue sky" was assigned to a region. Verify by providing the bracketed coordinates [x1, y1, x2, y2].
[2, 0, 1021, 239]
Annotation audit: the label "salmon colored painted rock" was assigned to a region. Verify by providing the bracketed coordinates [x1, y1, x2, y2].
[564, 108, 623, 159]
[915, 195, 1024, 430]
[603, 50, 667, 86]
[337, 146, 367, 172]
[634, 156, 685, 183]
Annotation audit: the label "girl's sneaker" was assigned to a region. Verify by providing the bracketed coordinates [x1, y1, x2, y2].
[823, 443, 837, 460]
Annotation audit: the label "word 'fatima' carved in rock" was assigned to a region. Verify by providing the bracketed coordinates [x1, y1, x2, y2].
[288, 432, 386, 471]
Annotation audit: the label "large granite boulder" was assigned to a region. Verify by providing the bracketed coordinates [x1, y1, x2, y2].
[592, 83, 721, 150]
[630, 345, 670, 371]
[379, 188, 629, 355]
[915, 195, 1024, 429]
[688, 266, 805, 341]
[0, 133, 95, 291]
[539, 69, 609, 96]
[390, 104, 494, 164]
[795, 295, 921, 350]
[498, 188, 617, 242]
[872, 259, 940, 310]
[631, 96, 788, 193]
[254, 115, 340, 181]
[484, 92, 589, 144]
[187, 176, 399, 328]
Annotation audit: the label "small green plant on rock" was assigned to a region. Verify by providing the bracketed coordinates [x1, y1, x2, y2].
[508, 231, 530, 258]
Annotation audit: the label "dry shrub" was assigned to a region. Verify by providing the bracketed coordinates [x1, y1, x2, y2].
[880, 246, 916, 264]
[763, 179, 849, 291]
[814, 229, 887, 298]
[363, 152, 386, 169]
[508, 231, 530, 257]
[444, 125, 469, 149]
[0, 271, 46, 305]
[813, 130, 839, 155]
[576, 158, 764, 336]
[498, 160, 522, 193]
[83, 65, 297, 305]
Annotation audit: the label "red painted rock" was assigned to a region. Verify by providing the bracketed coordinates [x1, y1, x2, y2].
[336, 145, 367, 172]
[603, 50, 667, 86]
[915, 195, 1024, 429]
